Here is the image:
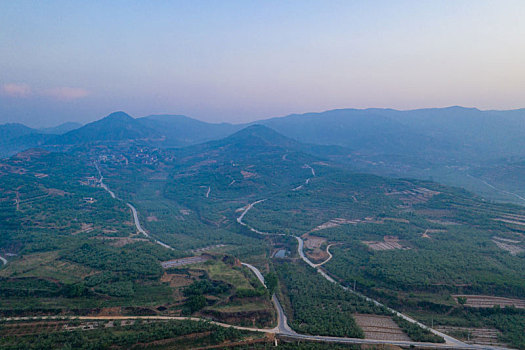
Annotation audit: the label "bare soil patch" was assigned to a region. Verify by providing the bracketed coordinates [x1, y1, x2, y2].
[302, 234, 326, 249]
[386, 187, 440, 205]
[310, 218, 362, 232]
[241, 170, 256, 179]
[353, 314, 410, 341]
[93, 236, 148, 247]
[435, 326, 506, 347]
[492, 239, 524, 255]
[302, 234, 329, 262]
[494, 218, 525, 226]
[363, 236, 409, 251]
[73, 223, 94, 235]
[161, 256, 210, 268]
[453, 295, 525, 309]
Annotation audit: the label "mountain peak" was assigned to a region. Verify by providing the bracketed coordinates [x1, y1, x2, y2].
[50, 111, 157, 145]
[228, 124, 288, 141]
[103, 111, 134, 121]
[220, 124, 300, 150]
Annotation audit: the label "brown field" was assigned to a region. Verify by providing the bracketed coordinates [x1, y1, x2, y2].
[386, 187, 440, 205]
[363, 236, 409, 251]
[161, 256, 210, 268]
[493, 218, 525, 226]
[427, 219, 460, 225]
[353, 314, 410, 341]
[0, 321, 69, 336]
[435, 326, 506, 347]
[241, 170, 256, 178]
[310, 217, 362, 232]
[501, 213, 525, 222]
[453, 295, 525, 309]
[381, 217, 410, 224]
[302, 234, 329, 262]
[93, 236, 148, 247]
[302, 234, 326, 249]
[161, 272, 195, 292]
[492, 239, 524, 255]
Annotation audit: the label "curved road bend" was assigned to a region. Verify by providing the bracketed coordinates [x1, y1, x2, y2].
[315, 244, 334, 267]
[1, 205, 511, 349]
[295, 236, 471, 347]
[0, 255, 7, 266]
[241, 262, 296, 335]
[96, 165, 173, 250]
[94, 165, 508, 349]
[240, 200, 476, 347]
[95, 163, 116, 199]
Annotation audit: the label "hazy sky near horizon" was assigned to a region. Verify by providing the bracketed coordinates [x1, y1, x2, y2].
[1, 1, 525, 127]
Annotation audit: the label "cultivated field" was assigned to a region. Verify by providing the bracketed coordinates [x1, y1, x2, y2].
[453, 295, 525, 309]
[362, 236, 409, 251]
[353, 314, 410, 341]
[385, 186, 440, 205]
[161, 256, 210, 268]
[309, 218, 361, 232]
[435, 326, 506, 347]
[492, 237, 524, 255]
[301, 234, 329, 261]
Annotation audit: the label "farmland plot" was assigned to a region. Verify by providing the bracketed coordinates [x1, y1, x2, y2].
[453, 295, 525, 309]
[353, 314, 410, 341]
[435, 326, 506, 347]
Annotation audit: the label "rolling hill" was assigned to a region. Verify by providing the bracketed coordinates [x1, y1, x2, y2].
[51, 111, 161, 144]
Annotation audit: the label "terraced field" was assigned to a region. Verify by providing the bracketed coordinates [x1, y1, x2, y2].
[353, 314, 410, 341]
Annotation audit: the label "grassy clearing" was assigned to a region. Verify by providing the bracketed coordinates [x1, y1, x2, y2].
[195, 260, 253, 290]
[207, 301, 269, 313]
[0, 252, 95, 283]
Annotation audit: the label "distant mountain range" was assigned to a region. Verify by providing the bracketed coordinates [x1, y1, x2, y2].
[2, 107, 525, 203]
[0, 121, 81, 158]
[4, 107, 525, 163]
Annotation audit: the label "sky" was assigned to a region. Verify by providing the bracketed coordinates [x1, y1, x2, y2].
[1, 1, 525, 127]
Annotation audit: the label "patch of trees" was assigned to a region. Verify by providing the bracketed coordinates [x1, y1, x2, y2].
[62, 242, 163, 279]
[276, 261, 387, 338]
[235, 287, 267, 298]
[183, 279, 230, 297]
[326, 231, 525, 298]
[182, 279, 231, 314]
[264, 272, 278, 295]
[0, 319, 249, 349]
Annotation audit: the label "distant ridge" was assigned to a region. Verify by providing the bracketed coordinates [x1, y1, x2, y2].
[138, 114, 242, 146]
[51, 111, 160, 144]
[2, 106, 525, 165]
[39, 122, 82, 135]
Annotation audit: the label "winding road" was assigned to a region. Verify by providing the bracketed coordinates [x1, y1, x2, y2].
[0, 255, 7, 266]
[467, 174, 525, 204]
[89, 163, 510, 349]
[97, 164, 173, 250]
[241, 262, 296, 335]
[232, 165, 514, 349]
[295, 236, 468, 346]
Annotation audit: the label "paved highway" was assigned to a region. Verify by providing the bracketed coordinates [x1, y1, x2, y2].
[127, 203, 148, 237]
[295, 236, 470, 347]
[241, 262, 296, 335]
[93, 164, 510, 349]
